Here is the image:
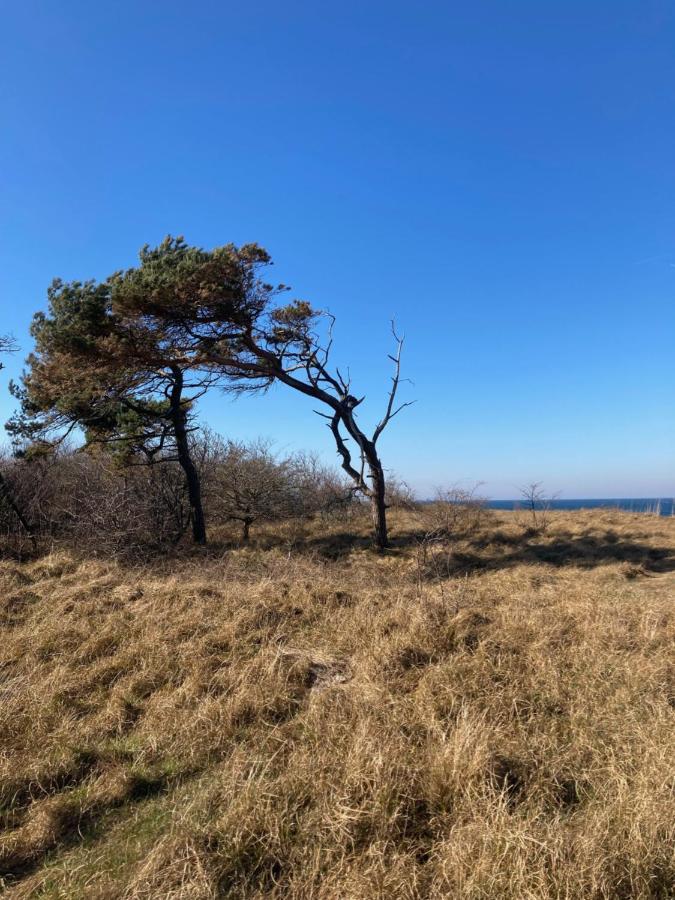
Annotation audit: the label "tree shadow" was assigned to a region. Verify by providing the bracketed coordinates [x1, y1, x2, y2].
[418, 528, 675, 578]
[292, 525, 675, 577]
[271, 528, 425, 560]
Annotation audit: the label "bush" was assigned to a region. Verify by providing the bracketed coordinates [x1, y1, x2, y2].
[424, 485, 492, 537]
[200, 437, 353, 540]
[0, 447, 192, 559]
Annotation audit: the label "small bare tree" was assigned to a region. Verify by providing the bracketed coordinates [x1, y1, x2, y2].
[412, 484, 490, 589]
[209, 439, 296, 541]
[385, 475, 417, 510]
[518, 482, 559, 532]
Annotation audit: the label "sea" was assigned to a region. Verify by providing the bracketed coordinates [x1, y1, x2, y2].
[487, 498, 674, 517]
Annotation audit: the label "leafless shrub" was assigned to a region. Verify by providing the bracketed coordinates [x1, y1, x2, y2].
[0, 456, 36, 558]
[424, 484, 492, 537]
[413, 531, 455, 592]
[409, 486, 491, 589]
[0, 446, 192, 559]
[0, 431, 362, 558]
[199, 435, 354, 539]
[67, 456, 192, 555]
[205, 439, 297, 541]
[288, 450, 355, 521]
[517, 482, 559, 533]
[385, 475, 417, 510]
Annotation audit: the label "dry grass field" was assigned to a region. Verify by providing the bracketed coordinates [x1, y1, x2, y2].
[0, 508, 673, 898]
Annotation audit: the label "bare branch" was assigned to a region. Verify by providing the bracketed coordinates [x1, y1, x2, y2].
[0, 334, 18, 369]
[372, 322, 410, 445]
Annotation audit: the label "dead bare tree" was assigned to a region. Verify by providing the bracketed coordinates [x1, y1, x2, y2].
[216, 309, 414, 549]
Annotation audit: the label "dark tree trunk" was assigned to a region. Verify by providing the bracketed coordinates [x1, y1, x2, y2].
[328, 407, 391, 551]
[367, 458, 388, 550]
[242, 518, 252, 542]
[169, 367, 207, 545]
[0, 471, 35, 544]
[175, 419, 207, 545]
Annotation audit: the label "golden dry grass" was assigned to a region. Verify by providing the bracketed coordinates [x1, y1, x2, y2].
[0, 509, 673, 898]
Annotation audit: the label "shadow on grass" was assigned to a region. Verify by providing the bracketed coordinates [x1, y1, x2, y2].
[289, 526, 675, 577]
[0, 772, 175, 885]
[446, 530, 674, 576]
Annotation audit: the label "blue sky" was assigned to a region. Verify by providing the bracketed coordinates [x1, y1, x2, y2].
[1, 1, 673, 498]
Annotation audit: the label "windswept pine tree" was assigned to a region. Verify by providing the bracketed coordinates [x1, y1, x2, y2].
[7, 240, 274, 544]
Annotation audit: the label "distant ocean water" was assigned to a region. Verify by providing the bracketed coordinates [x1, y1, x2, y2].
[487, 498, 674, 517]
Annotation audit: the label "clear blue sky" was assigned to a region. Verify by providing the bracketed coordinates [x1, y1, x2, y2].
[1, 1, 673, 498]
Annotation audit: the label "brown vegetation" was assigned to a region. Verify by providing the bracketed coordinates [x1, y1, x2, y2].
[0, 508, 673, 898]
[0, 442, 350, 560]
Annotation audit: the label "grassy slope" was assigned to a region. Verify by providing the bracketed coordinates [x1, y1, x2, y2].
[0, 510, 673, 899]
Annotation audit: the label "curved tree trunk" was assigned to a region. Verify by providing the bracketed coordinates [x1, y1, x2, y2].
[169, 367, 207, 545]
[327, 406, 391, 550]
[344, 423, 389, 551]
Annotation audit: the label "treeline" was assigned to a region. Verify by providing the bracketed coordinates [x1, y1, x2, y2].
[1, 239, 413, 553]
